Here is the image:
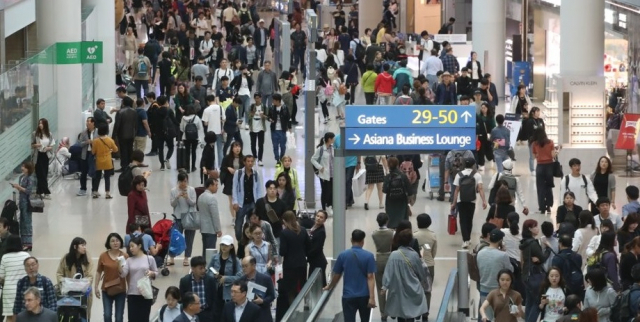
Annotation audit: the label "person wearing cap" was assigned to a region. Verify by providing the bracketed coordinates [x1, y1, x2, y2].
[488, 159, 528, 213]
[593, 197, 623, 231]
[253, 19, 269, 68]
[208, 235, 243, 309]
[476, 228, 512, 321]
[472, 89, 483, 114]
[435, 71, 457, 105]
[450, 157, 486, 249]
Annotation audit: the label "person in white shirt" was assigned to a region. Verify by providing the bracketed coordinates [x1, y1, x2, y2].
[199, 32, 215, 64]
[421, 49, 443, 89]
[191, 11, 210, 40]
[211, 58, 235, 91]
[487, 159, 528, 213]
[201, 95, 224, 169]
[451, 158, 487, 249]
[248, 93, 267, 166]
[559, 158, 598, 210]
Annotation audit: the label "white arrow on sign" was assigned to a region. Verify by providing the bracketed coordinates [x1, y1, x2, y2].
[461, 111, 472, 123]
[348, 134, 361, 145]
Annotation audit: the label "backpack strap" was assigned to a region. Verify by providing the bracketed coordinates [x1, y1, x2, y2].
[565, 175, 570, 191]
[159, 304, 167, 322]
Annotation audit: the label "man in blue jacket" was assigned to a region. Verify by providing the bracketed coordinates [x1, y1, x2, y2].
[435, 72, 457, 105]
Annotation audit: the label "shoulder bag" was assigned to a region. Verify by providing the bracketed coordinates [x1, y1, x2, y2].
[103, 252, 126, 296]
[552, 156, 563, 178]
[488, 205, 504, 228]
[399, 249, 432, 293]
[181, 204, 201, 230]
[265, 202, 280, 223]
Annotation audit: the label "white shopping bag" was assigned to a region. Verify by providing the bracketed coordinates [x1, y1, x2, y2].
[352, 169, 366, 197]
[286, 132, 296, 151]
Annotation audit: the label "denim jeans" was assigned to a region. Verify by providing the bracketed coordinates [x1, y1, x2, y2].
[479, 290, 494, 321]
[256, 46, 266, 66]
[134, 79, 149, 99]
[238, 95, 251, 123]
[80, 154, 95, 191]
[345, 166, 356, 205]
[493, 151, 508, 173]
[102, 291, 126, 322]
[250, 131, 265, 161]
[271, 130, 287, 162]
[528, 142, 535, 172]
[342, 296, 371, 322]
[236, 202, 255, 241]
[524, 286, 541, 322]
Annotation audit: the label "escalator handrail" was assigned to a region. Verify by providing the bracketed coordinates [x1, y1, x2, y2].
[305, 279, 338, 322]
[281, 268, 322, 322]
[436, 268, 458, 322]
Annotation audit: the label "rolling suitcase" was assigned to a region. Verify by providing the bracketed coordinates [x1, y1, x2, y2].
[176, 142, 190, 170]
[448, 209, 458, 235]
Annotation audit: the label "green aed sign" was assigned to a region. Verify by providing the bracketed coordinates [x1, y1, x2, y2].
[55, 41, 103, 64]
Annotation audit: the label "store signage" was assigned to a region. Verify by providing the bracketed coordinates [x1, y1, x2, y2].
[615, 114, 640, 150]
[503, 113, 522, 148]
[433, 34, 467, 44]
[55, 41, 103, 64]
[345, 105, 476, 151]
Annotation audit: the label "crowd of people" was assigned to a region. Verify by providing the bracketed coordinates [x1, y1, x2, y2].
[6, 0, 640, 322]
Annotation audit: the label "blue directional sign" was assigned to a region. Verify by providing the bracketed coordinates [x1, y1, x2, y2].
[345, 105, 476, 151]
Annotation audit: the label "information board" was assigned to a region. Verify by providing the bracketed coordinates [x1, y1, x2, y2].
[345, 105, 476, 151]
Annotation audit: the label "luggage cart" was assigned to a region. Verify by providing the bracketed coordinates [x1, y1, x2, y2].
[425, 154, 442, 200]
[56, 291, 89, 322]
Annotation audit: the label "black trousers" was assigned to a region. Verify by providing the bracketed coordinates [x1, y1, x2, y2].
[223, 130, 243, 155]
[476, 138, 493, 166]
[250, 131, 265, 161]
[35, 152, 50, 194]
[320, 178, 333, 210]
[159, 78, 172, 96]
[127, 295, 152, 322]
[119, 138, 134, 169]
[184, 139, 198, 169]
[364, 92, 375, 105]
[320, 101, 329, 118]
[536, 163, 555, 212]
[457, 201, 475, 242]
[291, 99, 298, 123]
[157, 136, 175, 164]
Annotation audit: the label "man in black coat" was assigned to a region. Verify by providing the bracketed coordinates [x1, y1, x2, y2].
[112, 96, 138, 170]
[179, 256, 218, 321]
[173, 292, 202, 322]
[239, 256, 276, 322]
[222, 280, 261, 322]
[253, 19, 269, 67]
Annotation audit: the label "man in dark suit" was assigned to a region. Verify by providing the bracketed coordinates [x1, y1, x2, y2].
[173, 292, 201, 322]
[223, 97, 243, 155]
[179, 256, 218, 321]
[239, 256, 275, 322]
[112, 96, 138, 170]
[222, 280, 261, 322]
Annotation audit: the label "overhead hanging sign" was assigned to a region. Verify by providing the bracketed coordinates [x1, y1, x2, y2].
[345, 105, 476, 151]
[55, 41, 103, 64]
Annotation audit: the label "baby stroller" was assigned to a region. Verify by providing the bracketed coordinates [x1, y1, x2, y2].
[152, 213, 186, 276]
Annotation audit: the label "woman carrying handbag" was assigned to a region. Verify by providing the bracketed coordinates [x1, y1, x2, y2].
[95, 233, 128, 322]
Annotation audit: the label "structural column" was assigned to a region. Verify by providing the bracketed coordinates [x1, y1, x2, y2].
[472, 0, 505, 113]
[36, 0, 82, 141]
[559, 0, 604, 77]
[83, 0, 116, 106]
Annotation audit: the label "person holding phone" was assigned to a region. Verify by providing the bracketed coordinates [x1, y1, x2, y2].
[11, 161, 36, 251]
[479, 269, 523, 322]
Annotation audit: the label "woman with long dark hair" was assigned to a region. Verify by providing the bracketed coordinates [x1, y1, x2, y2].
[617, 213, 640, 253]
[476, 102, 495, 170]
[594, 231, 620, 291]
[279, 211, 311, 308]
[276, 172, 296, 211]
[531, 128, 556, 214]
[590, 156, 616, 215]
[510, 84, 533, 115]
[10, 161, 35, 250]
[31, 118, 54, 199]
[391, 220, 421, 254]
[208, 235, 243, 318]
[466, 51, 483, 89]
[524, 106, 546, 175]
[120, 236, 157, 322]
[521, 219, 547, 322]
[311, 132, 336, 212]
[486, 187, 515, 229]
[383, 157, 411, 228]
[57, 237, 94, 317]
[501, 212, 525, 298]
[95, 233, 128, 322]
[221, 141, 244, 223]
[620, 236, 640, 291]
[307, 210, 328, 286]
[173, 83, 194, 123]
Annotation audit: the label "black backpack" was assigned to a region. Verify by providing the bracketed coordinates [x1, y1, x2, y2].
[387, 172, 406, 199]
[354, 39, 366, 60]
[1, 199, 19, 235]
[364, 156, 378, 172]
[555, 251, 585, 298]
[118, 165, 139, 196]
[564, 174, 588, 198]
[610, 287, 640, 322]
[163, 109, 177, 138]
[184, 117, 198, 141]
[450, 152, 465, 179]
[458, 170, 477, 202]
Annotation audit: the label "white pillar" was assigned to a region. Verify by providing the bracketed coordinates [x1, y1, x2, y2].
[472, 0, 505, 113]
[560, 0, 604, 76]
[36, 0, 82, 141]
[83, 0, 116, 105]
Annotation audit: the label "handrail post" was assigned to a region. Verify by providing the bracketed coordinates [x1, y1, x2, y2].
[457, 250, 470, 316]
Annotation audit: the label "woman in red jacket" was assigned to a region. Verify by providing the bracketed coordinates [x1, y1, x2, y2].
[126, 175, 150, 233]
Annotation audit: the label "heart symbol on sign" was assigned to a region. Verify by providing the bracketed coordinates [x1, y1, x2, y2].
[87, 47, 96, 54]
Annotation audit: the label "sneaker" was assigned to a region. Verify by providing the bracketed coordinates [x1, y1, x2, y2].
[160, 166, 165, 171]
[43, 194, 51, 200]
[165, 161, 171, 169]
[327, 206, 333, 217]
[145, 152, 157, 156]
[76, 190, 87, 196]
[245, 124, 249, 130]
[462, 241, 470, 249]
[258, 160, 264, 166]
[531, 171, 535, 175]
[323, 118, 329, 124]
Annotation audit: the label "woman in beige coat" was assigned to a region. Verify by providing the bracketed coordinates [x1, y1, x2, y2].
[56, 237, 94, 319]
